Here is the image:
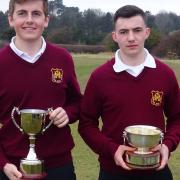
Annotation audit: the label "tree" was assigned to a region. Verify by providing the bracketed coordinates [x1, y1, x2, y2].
[167, 30, 180, 57]
[82, 9, 108, 44]
[146, 11, 156, 28]
[0, 11, 9, 39]
[155, 11, 180, 35]
[48, 0, 65, 15]
[1, 28, 15, 41]
[103, 33, 118, 52]
[47, 27, 73, 44]
[100, 12, 113, 33]
[145, 28, 162, 52]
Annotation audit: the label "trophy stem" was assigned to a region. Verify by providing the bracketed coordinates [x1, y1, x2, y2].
[26, 135, 38, 160]
[135, 147, 152, 154]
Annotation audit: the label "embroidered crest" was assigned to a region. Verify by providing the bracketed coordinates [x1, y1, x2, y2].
[51, 68, 63, 83]
[151, 90, 163, 107]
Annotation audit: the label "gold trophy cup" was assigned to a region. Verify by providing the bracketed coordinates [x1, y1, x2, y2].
[11, 107, 53, 179]
[123, 125, 164, 169]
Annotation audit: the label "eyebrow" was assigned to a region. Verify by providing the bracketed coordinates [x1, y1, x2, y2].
[15, 9, 43, 14]
[16, 9, 26, 13]
[119, 26, 143, 31]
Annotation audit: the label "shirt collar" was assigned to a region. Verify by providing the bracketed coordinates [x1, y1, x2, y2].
[10, 36, 46, 63]
[113, 48, 156, 73]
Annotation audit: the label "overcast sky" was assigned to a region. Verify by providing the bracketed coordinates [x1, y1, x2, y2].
[1, 0, 180, 15]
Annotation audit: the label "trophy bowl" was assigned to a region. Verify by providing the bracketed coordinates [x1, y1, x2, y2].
[20, 109, 47, 135]
[123, 125, 163, 169]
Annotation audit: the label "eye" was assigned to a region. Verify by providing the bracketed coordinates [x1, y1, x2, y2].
[17, 11, 26, 16]
[119, 30, 127, 35]
[134, 28, 143, 33]
[32, 11, 42, 17]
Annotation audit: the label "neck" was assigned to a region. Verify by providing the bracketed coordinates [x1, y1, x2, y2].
[14, 37, 43, 57]
[119, 49, 146, 66]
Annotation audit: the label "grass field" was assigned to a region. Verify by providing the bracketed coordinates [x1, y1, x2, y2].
[70, 53, 180, 180]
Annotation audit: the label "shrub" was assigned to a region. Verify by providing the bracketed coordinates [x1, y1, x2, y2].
[152, 30, 180, 59]
[57, 44, 107, 53]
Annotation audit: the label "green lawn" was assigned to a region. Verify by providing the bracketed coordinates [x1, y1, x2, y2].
[70, 53, 180, 180]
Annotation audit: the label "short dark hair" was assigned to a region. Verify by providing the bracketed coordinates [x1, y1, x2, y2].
[113, 5, 147, 27]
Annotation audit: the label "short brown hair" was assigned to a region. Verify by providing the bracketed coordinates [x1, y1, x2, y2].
[9, 0, 49, 16]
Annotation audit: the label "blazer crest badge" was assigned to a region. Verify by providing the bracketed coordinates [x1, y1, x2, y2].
[151, 90, 163, 107]
[51, 68, 63, 83]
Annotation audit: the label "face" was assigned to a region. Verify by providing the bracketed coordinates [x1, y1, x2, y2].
[8, 0, 49, 43]
[112, 15, 150, 57]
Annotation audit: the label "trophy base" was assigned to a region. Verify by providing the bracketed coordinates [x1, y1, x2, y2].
[22, 172, 47, 179]
[20, 159, 46, 179]
[125, 151, 160, 169]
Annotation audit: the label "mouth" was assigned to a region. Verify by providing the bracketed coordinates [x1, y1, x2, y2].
[23, 27, 36, 30]
[126, 44, 138, 48]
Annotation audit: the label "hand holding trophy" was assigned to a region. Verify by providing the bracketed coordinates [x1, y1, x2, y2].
[11, 107, 53, 179]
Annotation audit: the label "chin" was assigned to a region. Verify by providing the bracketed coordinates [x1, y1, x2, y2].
[131, 49, 139, 53]
[23, 36, 41, 41]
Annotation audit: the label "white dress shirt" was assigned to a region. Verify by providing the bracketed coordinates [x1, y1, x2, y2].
[10, 36, 46, 63]
[113, 48, 156, 77]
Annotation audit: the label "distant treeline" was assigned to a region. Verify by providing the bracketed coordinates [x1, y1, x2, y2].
[1, 0, 180, 58]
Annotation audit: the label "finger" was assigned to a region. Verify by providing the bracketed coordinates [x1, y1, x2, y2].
[5, 167, 22, 180]
[57, 119, 69, 128]
[125, 147, 136, 152]
[9, 171, 22, 180]
[114, 151, 132, 170]
[52, 112, 69, 127]
[117, 157, 132, 170]
[121, 161, 132, 170]
[49, 107, 63, 119]
[151, 146, 160, 152]
[156, 156, 168, 170]
[51, 109, 68, 123]
[53, 112, 67, 122]
[53, 113, 68, 124]
[156, 162, 166, 170]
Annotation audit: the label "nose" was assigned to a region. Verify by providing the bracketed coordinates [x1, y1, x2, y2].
[26, 14, 33, 23]
[127, 31, 135, 42]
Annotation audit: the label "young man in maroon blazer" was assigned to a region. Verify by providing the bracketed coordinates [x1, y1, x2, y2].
[0, 0, 82, 179]
[79, 5, 180, 180]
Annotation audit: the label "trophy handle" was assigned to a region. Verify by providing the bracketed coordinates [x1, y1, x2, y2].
[160, 132, 164, 146]
[42, 108, 53, 133]
[11, 107, 23, 132]
[123, 131, 127, 145]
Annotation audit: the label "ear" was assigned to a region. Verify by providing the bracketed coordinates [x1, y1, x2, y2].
[112, 31, 118, 43]
[145, 27, 151, 40]
[8, 15, 14, 28]
[44, 15, 50, 28]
